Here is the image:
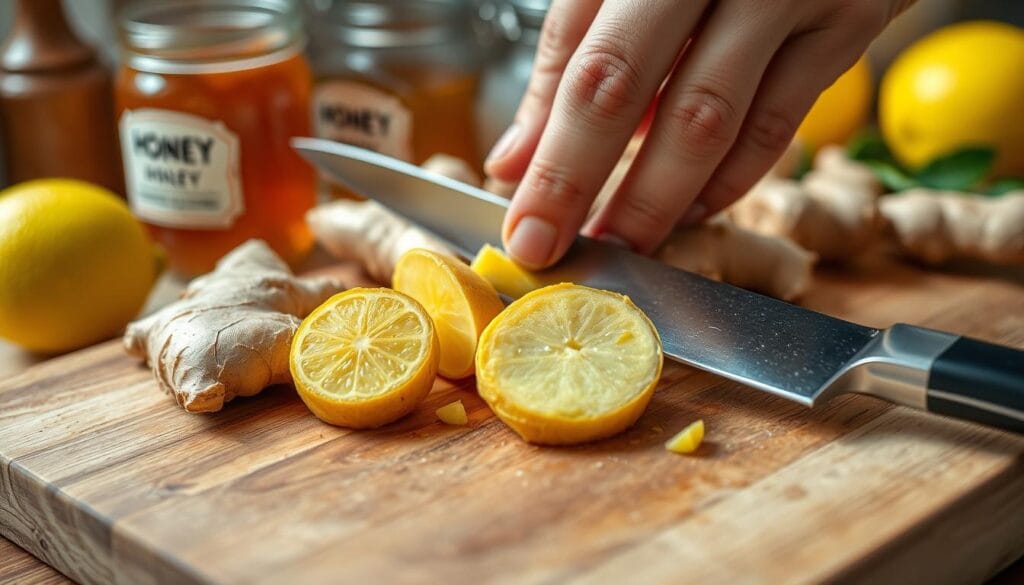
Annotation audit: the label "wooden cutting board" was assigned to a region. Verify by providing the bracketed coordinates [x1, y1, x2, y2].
[2, 256, 1024, 585]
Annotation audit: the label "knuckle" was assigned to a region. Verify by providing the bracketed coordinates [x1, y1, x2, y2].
[525, 159, 588, 210]
[664, 85, 738, 157]
[744, 107, 798, 153]
[565, 38, 644, 125]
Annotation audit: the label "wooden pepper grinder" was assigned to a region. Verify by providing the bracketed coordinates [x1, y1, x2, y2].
[0, 0, 123, 193]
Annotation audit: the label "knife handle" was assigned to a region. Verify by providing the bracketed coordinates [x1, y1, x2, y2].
[846, 324, 1024, 434]
[926, 336, 1024, 433]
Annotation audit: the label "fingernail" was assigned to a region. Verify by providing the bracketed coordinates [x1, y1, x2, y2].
[485, 123, 521, 165]
[679, 203, 708, 227]
[507, 216, 557, 269]
[597, 232, 632, 250]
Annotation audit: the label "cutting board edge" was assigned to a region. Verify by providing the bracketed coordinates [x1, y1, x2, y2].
[1, 457, 113, 585]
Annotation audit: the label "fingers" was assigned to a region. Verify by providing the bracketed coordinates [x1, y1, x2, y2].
[503, 0, 705, 269]
[688, 32, 870, 221]
[484, 0, 601, 183]
[682, 0, 893, 221]
[586, 1, 793, 253]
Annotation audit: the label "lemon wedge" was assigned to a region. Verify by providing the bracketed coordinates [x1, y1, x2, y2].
[665, 420, 705, 454]
[476, 283, 663, 445]
[436, 400, 469, 425]
[290, 288, 439, 428]
[393, 249, 504, 379]
[470, 243, 541, 300]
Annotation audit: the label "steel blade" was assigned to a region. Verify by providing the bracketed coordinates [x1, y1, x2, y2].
[294, 138, 506, 257]
[293, 138, 879, 405]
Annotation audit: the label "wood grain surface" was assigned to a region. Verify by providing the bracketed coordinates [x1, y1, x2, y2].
[1, 256, 1023, 585]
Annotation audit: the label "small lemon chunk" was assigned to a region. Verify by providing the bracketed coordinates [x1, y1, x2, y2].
[665, 420, 705, 454]
[470, 244, 541, 299]
[436, 400, 469, 425]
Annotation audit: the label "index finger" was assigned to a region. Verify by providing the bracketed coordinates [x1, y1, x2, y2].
[502, 0, 706, 269]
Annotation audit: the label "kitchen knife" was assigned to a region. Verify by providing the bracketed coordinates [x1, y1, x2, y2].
[293, 138, 1024, 434]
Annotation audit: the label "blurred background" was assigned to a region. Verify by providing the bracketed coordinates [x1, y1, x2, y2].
[0, 0, 1021, 282]
[1, 0, 1022, 190]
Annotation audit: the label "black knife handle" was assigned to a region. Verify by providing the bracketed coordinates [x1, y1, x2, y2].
[927, 336, 1024, 433]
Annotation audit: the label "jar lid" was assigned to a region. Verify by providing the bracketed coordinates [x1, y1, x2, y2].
[509, 0, 550, 18]
[119, 0, 304, 72]
[307, 0, 476, 48]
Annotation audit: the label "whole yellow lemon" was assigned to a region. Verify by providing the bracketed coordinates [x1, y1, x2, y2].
[0, 179, 157, 353]
[880, 21, 1024, 175]
[796, 55, 873, 150]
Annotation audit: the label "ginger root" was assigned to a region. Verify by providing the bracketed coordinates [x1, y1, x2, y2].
[422, 153, 481, 187]
[879, 189, 1024, 265]
[124, 240, 342, 413]
[308, 201, 453, 283]
[309, 155, 478, 282]
[729, 145, 881, 261]
[655, 218, 815, 301]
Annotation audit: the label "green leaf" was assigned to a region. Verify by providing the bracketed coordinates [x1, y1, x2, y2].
[847, 131, 898, 166]
[986, 177, 1024, 197]
[915, 147, 996, 191]
[866, 161, 919, 192]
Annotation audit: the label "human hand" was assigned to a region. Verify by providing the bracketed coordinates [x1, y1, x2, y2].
[486, 0, 914, 269]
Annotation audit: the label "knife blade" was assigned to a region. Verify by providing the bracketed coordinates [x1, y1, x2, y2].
[293, 137, 1024, 433]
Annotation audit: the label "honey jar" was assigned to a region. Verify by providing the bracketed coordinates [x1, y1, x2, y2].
[306, 0, 483, 182]
[115, 0, 316, 276]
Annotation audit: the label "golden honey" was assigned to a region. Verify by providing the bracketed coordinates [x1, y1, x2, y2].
[307, 0, 482, 197]
[116, 0, 316, 275]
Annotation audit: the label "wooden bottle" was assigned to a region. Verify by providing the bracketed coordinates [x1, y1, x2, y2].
[0, 0, 123, 193]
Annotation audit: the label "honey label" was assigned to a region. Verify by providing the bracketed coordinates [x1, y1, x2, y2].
[313, 81, 414, 161]
[119, 109, 244, 229]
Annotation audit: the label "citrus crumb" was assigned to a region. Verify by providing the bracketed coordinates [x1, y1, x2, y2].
[665, 420, 705, 454]
[436, 400, 468, 425]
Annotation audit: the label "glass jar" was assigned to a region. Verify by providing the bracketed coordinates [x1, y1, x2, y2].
[306, 0, 483, 185]
[476, 0, 548, 156]
[116, 0, 316, 276]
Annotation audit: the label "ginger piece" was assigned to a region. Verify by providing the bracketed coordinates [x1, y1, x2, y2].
[483, 176, 517, 199]
[656, 218, 815, 301]
[879, 189, 1024, 265]
[309, 155, 479, 283]
[422, 154, 481, 187]
[124, 240, 342, 413]
[729, 145, 881, 261]
[308, 200, 452, 283]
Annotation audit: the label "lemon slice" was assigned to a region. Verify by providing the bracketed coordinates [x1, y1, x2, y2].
[393, 249, 504, 379]
[476, 283, 663, 445]
[470, 243, 541, 299]
[289, 287, 439, 428]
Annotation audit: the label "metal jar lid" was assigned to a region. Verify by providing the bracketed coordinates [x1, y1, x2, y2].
[119, 0, 304, 73]
[306, 0, 476, 49]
